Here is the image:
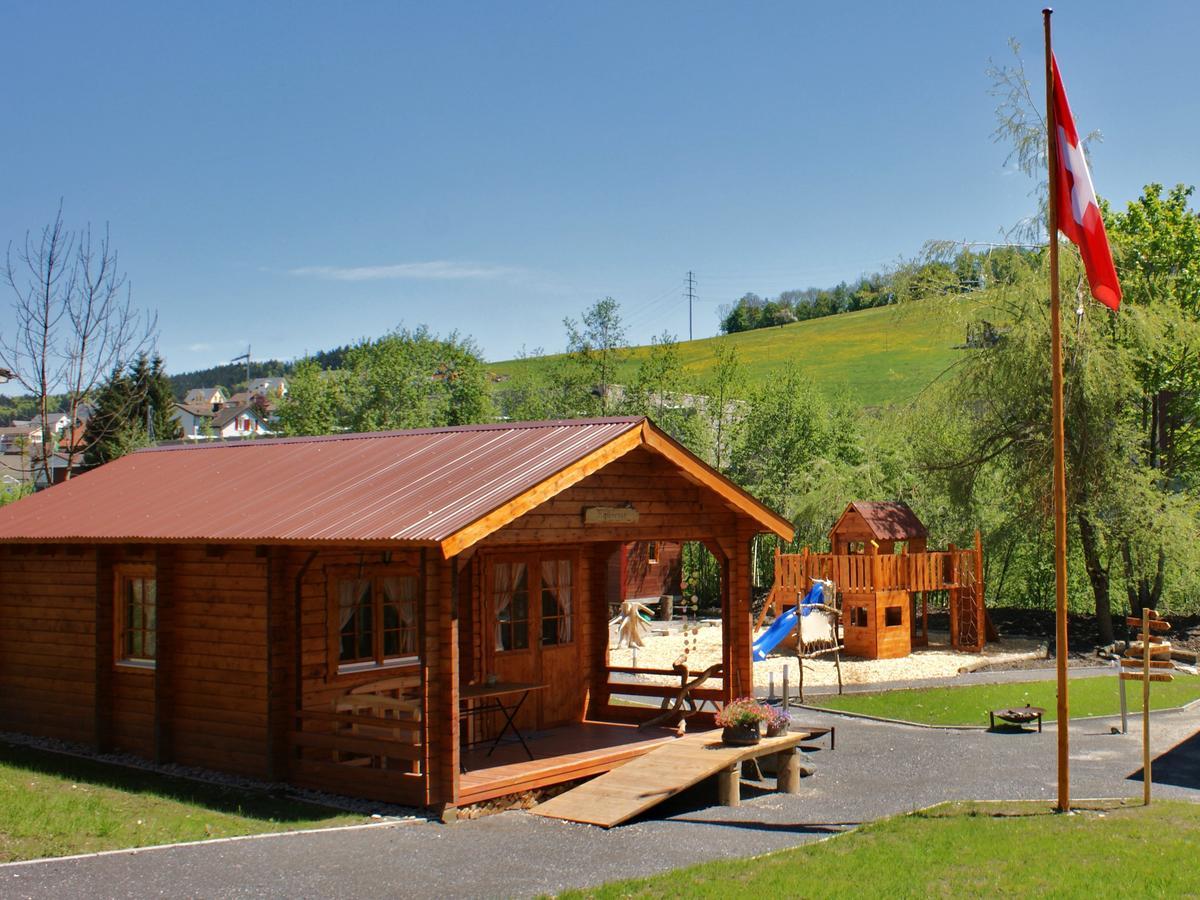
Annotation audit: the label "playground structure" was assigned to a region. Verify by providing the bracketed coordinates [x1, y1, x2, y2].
[760, 502, 989, 660]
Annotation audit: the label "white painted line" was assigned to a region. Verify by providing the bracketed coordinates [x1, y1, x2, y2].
[0, 818, 418, 870]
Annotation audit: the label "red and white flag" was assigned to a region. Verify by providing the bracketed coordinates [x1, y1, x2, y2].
[1051, 55, 1122, 310]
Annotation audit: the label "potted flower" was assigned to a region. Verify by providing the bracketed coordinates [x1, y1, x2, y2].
[715, 697, 768, 745]
[764, 706, 791, 738]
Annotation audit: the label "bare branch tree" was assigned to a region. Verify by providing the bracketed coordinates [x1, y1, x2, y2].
[2, 205, 156, 486]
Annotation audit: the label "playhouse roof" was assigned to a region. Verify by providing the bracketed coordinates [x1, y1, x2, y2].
[830, 501, 927, 542]
[0, 417, 793, 555]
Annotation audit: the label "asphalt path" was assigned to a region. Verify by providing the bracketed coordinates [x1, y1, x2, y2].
[4, 701, 1197, 899]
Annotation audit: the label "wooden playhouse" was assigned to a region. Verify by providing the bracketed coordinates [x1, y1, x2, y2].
[765, 501, 986, 660]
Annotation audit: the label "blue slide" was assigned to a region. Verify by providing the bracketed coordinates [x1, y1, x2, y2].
[752, 582, 826, 662]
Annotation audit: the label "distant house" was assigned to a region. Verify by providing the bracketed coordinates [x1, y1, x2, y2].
[183, 387, 228, 407]
[0, 424, 38, 457]
[173, 402, 218, 439]
[29, 412, 71, 441]
[210, 402, 272, 439]
[246, 377, 287, 399]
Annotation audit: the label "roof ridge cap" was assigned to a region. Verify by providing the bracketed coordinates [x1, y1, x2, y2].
[137, 416, 645, 453]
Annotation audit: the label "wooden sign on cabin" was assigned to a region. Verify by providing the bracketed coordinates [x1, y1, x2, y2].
[583, 505, 639, 525]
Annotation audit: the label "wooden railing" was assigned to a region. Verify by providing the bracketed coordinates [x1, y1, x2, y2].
[772, 547, 977, 599]
[604, 665, 725, 705]
[288, 678, 426, 806]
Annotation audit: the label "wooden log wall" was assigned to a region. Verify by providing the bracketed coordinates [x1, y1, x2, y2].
[169, 545, 270, 777]
[0, 545, 99, 744]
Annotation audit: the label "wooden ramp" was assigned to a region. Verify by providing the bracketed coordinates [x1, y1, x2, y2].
[530, 730, 811, 828]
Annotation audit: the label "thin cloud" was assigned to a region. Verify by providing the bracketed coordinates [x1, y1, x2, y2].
[288, 260, 529, 283]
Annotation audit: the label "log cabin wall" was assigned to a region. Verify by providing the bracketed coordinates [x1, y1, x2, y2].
[168, 544, 270, 777]
[0, 544, 98, 744]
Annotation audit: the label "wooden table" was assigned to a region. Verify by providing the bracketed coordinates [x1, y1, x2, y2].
[460, 681, 547, 764]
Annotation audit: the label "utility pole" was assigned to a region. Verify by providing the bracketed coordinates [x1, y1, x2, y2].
[231, 345, 251, 387]
[685, 271, 696, 341]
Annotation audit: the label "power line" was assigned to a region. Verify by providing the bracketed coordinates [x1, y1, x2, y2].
[685, 271, 696, 341]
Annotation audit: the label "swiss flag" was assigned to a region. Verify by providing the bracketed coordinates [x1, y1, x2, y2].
[1052, 55, 1122, 310]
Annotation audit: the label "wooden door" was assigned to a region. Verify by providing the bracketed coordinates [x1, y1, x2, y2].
[537, 556, 581, 728]
[485, 553, 582, 731]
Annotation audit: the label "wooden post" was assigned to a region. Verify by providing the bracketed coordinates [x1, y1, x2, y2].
[974, 530, 985, 651]
[1045, 7, 1072, 813]
[153, 545, 175, 764]
[717, 761, 741, 806]
[776, 748, 801, 794]
[1142, 607, 1152, 806]
[947, 543, 958, 650]
[94, 546, 114, 753]
[265, 546, 291, 781]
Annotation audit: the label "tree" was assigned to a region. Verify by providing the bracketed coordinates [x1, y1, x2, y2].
[563, 298, 627, 415]
[2, 207, 155, 484]
[276, 358, 344, 436]
[700, 341, 746, 472]
[729, 366, 831, 519]
[84, 354, 182, 467]
[341, 327, 492, 432]
[622, 332, 705, 453]
[1104, 184, 1200, 615]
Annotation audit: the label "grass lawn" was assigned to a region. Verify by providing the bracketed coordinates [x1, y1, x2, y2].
[0, 742, 366, 862]
[491, 296, 985, 408]
[807, 674, 1200, 727]
[560, 799, 1200, 898]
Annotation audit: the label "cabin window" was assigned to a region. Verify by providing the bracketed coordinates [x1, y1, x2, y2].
[540, 559, 573, 646]
[647, 542, 659, 565]
[849, 606, 868, 629]
[885, 606, 903, 628]
[493, 562, 530, 651]
[336, 573, 419, 670]
[115, 567, 156, 666]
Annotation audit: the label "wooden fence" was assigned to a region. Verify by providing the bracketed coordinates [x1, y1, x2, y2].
[288, 707, 425, 806]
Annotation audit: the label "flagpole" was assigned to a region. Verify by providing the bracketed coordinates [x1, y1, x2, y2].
[1043, 6, 1071, 813]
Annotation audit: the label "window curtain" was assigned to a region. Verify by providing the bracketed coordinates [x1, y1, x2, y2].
[339, 578, 369, 630]
[493, 562, 524, 650]
[383, 576, 418, 654]
[541, 559, 572, 643]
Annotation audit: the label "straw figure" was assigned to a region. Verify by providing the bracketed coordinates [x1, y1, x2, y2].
[612, 599, 656, 649]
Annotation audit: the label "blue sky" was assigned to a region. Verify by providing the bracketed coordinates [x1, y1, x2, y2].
[1, 1, 1195, 374]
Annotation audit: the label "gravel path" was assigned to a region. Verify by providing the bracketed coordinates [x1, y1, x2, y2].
[6, 690, 1197, 899]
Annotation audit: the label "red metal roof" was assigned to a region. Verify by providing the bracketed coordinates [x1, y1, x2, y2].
[0, 418, 647, 547]
[842, 501, 928, 541]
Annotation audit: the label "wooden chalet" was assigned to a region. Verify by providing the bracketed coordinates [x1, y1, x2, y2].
[0, 417, 791, 816]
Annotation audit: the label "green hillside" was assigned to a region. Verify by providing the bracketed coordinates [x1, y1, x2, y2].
[490, 296, 984, 408]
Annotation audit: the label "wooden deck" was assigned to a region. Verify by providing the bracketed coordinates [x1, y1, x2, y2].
[531, 730, 811, 828]
[458, 721, 676, 806]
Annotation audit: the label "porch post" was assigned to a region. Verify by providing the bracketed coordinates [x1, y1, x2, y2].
[423, 551, 459, 818]
[729, 527, 756, 701]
